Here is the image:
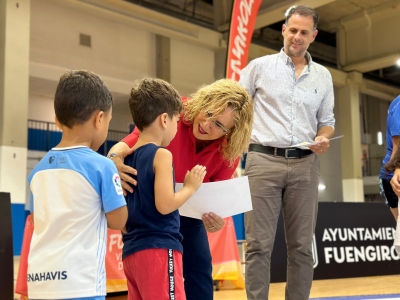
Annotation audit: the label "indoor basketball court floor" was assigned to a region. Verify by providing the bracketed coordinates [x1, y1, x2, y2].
[207, 275, 400, 300]
[14, 256, 400, 300]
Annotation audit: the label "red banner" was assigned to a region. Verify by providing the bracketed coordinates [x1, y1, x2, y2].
[226, 0, 262, 81]
[207, 217, 244, 288]
[105, 230, 128, 292]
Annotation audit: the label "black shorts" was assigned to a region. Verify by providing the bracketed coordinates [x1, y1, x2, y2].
[379, 178, 399, 208]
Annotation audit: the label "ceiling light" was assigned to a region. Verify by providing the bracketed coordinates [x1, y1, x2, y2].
[377, 131, 383, 145]
[397, 58, 400, 67]
[318, 184, 326, 191]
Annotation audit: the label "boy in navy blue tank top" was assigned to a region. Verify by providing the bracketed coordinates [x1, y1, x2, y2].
[122, 78, 206, 300]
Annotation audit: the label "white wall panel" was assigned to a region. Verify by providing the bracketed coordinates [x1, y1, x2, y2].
[28, 94, 131, 132]
[170, 39, 215, 97]
[318, 87, 343, 202]
[30, 0, 156, 83]
[0, 146, 27, 204]
[28, 95, 54, 123]
[109, 110, 133, 133]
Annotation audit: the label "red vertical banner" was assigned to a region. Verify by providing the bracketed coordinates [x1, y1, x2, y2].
[105, 230, 128, 292]
[207, 217, 245, 288]
[226, 0, 262, 81]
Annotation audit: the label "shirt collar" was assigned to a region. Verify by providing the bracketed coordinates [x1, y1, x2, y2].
[279, 48, 313, 69]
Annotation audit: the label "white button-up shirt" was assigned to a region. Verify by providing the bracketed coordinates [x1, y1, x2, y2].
[239, 49, 335, 148]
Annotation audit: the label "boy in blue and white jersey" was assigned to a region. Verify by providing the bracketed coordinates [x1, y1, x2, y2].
[27, 70, 128, 300]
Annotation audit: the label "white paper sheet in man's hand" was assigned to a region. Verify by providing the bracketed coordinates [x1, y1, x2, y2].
[291, 135, 344, 149]
[176, 176, 253, 220]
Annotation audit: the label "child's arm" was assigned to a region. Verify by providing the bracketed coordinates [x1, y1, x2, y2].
[106, 206, 128, 230]
[154, 148, 206, 215]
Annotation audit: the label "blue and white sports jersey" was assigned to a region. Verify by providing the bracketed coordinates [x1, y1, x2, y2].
[27, 146, 126, 300]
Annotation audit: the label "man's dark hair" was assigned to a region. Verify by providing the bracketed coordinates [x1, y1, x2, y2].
[128, 78, 182, 131]
[285, 5, 319, 30]
[54, 70, 113, 128]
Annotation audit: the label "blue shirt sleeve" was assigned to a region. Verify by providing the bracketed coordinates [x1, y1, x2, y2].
[390, 101, 400, 137]
[29, 192, 34, 212]
[99, 159, 126, 213]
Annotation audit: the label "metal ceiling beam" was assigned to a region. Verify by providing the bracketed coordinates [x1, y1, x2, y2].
[335, 1, 400, 78]
[124, 0, 214, 29]
[323, 0, 400, 32]
[343, 54, 400, 74]
[75, 0, 223, 50]
[361, 79, 400, 101]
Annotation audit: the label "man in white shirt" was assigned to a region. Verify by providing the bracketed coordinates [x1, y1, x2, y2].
[239, 5, 335, 300]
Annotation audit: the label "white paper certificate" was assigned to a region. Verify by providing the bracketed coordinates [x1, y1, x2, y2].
[176, 176, 253, 220]
[291, 135, 344, 149]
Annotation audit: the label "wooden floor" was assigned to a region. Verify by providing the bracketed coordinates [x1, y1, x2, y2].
[211, 275, 400, 299]
[104, 275, 400, 300]
[14, 255, 400, 299]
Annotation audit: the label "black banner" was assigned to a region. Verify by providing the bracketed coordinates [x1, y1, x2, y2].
[0, 192, 13, 299]
[271, 202, 399, 282]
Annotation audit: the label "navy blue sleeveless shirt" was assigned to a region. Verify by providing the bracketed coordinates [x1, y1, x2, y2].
[122, 143, 183, 260]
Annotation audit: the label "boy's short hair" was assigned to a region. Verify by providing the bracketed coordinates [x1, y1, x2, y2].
[129, 78, 182, 131]
[54, 70, 113, 128]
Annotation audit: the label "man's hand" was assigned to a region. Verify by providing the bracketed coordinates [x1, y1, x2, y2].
[112, 155, 137, 195]
[391, 168, 400, 197]
[309, 136, 329, 154]
[202, 213, 225, 233]
[108, 145, 136, 195]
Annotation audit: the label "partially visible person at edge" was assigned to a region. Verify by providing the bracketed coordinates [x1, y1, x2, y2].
[390, 148, 400, 199]
[107, 78, 254, 300]
[379, 95, 400, 221]
[385, 131, 400, 255]
[239, 5, 335, 300]
[122, 78, 206, 300]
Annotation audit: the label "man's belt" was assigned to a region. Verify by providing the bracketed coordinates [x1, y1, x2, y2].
[248, 144, 313, 159]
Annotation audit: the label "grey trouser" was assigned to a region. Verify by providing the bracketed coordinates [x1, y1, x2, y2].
[244, 151, 320, 300]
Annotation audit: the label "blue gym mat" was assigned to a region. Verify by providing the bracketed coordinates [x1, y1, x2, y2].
[312, 295, 400, 300]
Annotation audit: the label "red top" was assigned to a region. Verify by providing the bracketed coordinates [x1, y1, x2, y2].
[122, 119, 239, 183]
